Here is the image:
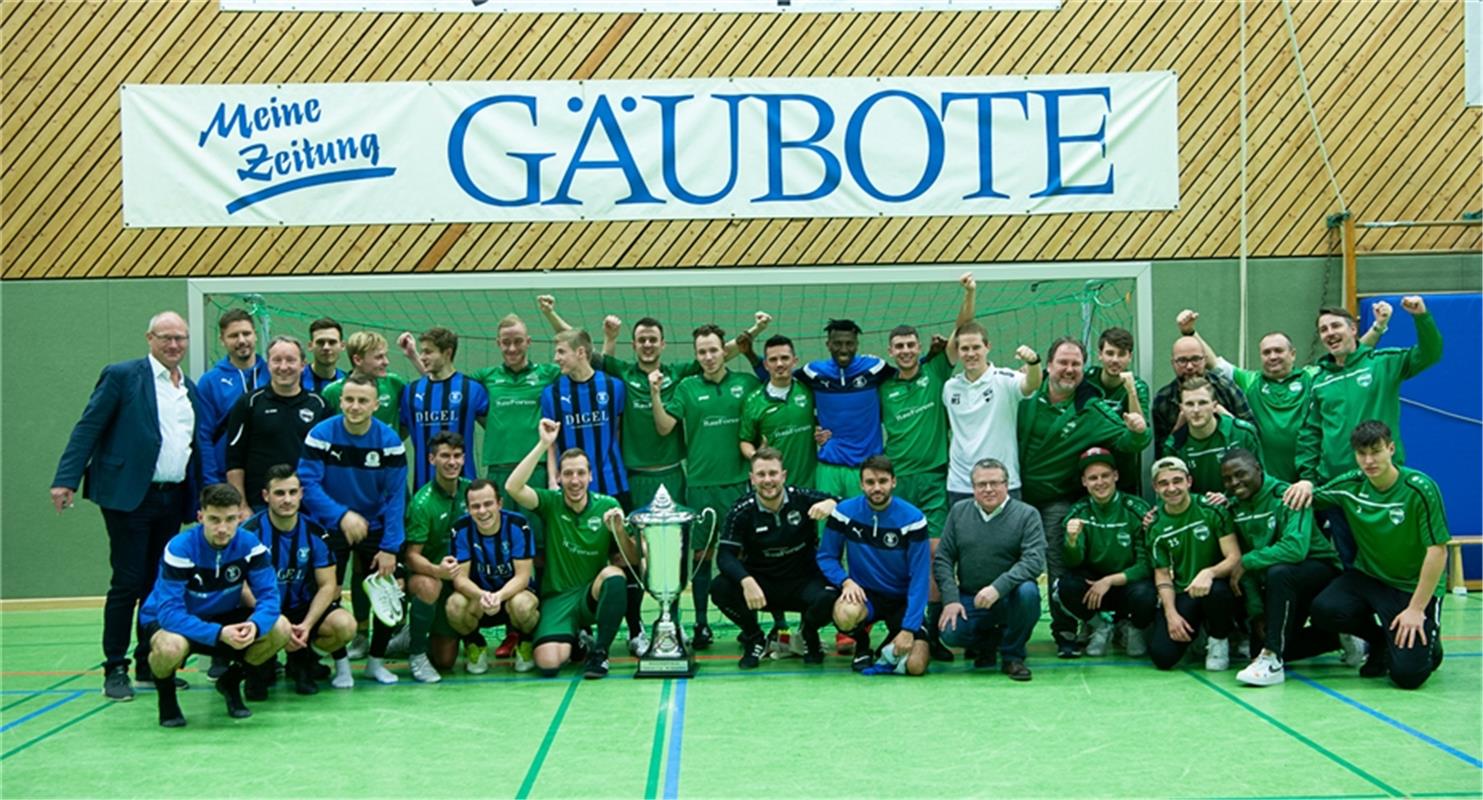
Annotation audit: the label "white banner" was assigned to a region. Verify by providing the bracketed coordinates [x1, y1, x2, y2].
[120, 74, 1179, 228]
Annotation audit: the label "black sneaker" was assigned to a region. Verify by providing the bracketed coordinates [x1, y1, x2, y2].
[692, 625, 714, 651]
[216, 664, 253, 719]
[571, 630, 593, 664]
[1056, 640, 1082, 660]
[311, 659, 331, 680]
[802, 646, 825, 665]
[289, 652, 319, 696]
[851, 653, 874, 673]
[1359, 646, 1389, 679]
[103, 665, 135, 702]
[738, 636, 767, 670]
[1001, 659, 1033, 682]
[137, 670, 189, 691]
[583, 649, 610, 680]
[973, 651, 998, 669]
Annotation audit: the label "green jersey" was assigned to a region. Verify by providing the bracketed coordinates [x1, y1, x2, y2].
[1063, 491, 1153, 581]
[531, 488, 620, 595]
[1162, 414, 1264, 495]
[471, 361, 561, 467]
[665, 369, 761, 487]
[880, 355, 952, 474]
[1217, 361, 1314, 482]
[1298, 313, 1442, 484]
[602, 355, 700, 470]
[404, 477, 471, 564]
[1084, 367, 1152, 492]
[739, 381, 817, 488]
[1315, 467, 1450, 596]
[1148, 497, 1232, 592]
[1017, 384, 1153, 506]
[322, 373, 408, 429]
[1230, 476, 1340, 574]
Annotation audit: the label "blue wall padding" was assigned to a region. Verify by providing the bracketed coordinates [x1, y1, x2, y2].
[1357, 295, 1481, 580]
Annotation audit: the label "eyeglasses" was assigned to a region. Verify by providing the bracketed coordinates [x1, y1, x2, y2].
[150, 334, 189, 343]
[975, 480, 1008, 489]
[1173, 356, 1204, 366]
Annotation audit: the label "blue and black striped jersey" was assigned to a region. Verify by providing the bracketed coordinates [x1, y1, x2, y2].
[450, 510, 536, 593]
[400, 372, 489, 488]
[540, 371, 628, 496]
[240, 509, 334, 610]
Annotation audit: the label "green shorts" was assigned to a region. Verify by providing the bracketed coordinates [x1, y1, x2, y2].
[685, 482, 746, 550]
[814, 462, 862, 499]
[533, 584, 599, 646]
[895, 469, 948, 539]
[488, 463, 547, 547]
[629, 464, 686, 511]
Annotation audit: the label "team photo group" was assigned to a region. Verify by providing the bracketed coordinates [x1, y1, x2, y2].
[50, 274, 1452, 728]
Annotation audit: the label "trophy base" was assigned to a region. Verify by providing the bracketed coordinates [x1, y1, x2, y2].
[633, 618, 697, 679]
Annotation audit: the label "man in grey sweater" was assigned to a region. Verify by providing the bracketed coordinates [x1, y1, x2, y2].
[933, 458, 1046, 681]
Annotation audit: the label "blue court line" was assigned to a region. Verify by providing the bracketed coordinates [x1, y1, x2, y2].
[663, 679, 688, 800]
[0, 692, 86, 733]
[1289, 672, 1483, 769]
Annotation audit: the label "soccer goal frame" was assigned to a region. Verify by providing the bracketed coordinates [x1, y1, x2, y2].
[186, 261, 1154, 381]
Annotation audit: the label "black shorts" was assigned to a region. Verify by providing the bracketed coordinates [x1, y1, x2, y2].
[749, 572, 832, 614]
[862, 589, 918, 638]
[284, 601, 342, 641]
[141, 607, 254, 656]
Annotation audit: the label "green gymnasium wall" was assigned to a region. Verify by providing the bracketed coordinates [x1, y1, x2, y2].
[3, 255, 1474, 599]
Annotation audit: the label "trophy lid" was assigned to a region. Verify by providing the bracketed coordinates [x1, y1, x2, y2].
[628, 484, 695, 526]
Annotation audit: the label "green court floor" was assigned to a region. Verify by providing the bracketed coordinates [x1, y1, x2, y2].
[2, 601, 1479, 799]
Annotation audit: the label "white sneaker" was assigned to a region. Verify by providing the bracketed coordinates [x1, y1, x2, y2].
[331, 658, 354, 689]
[1084, 615, 1114, 657]
[385, 625, 411, 658]
[627, 632, 650, 658]
[464, 643, 489, 675]
[346, 633, 370, 660]
[409, 653, 441, 683]
[364, 657, 399, 685]
[1236, 652, 1285, 686]
[1125, 625, 1148, 658]
[1339, 634, 1368, 668]
[514, 642, 535, 673]
[1205, 637, 1230, 671]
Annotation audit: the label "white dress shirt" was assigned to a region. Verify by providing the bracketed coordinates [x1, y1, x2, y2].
[149, 354, 195, 483]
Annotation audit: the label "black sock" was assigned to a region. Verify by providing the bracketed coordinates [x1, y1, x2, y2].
[464, 631, 487, 648]
[595, 575, 628, 653]
[369, 621, 393, 659]
[155, 673, 184, 727]
[215, 661, 251, 719]
[853, 627, 873, 658]
[691, 558, 712, 627]
[330, 647, 349, 660]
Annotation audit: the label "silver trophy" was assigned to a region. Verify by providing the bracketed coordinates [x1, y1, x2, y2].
[621, 485, 717, 678]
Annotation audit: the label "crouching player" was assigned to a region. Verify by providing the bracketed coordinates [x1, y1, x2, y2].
[1219, 449, 1342, 686]
[139, 484, 291, 727]
[240, 465, 357, 694]
[446, 479, 541, 673]
[818, 456, 932, 676]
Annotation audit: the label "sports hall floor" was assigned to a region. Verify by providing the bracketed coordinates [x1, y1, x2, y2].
[2, 598, 1479, 799]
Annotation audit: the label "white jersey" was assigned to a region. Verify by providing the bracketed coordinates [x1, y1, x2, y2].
[943, 364, 1026, 493]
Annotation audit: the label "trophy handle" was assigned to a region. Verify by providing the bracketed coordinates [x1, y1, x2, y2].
[697, 506, 720, 554]
[611, 512, 642, 578]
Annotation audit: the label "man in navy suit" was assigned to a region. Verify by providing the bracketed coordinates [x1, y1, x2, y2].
[52, 311, 204, 702]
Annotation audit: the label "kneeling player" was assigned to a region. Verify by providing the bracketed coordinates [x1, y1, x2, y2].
[1059, 448, 1157, 657]
[404, 432, 473, 683]
[241, 465, 358, 694]
[446, 479, 541, 673]
[1146, 457, 1242, 671]
[139, 484, 291, 727]
[508, 420, 641, 679]
[711, 448, 839, 668]
[1220, 449, 1342, 686]
[1309, 422, 1450, 689]
[818, 456, 931, 676]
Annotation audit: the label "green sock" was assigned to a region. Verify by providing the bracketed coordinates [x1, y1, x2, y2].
[595, 575, 628, 654]
[409, 597, 436, 656]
